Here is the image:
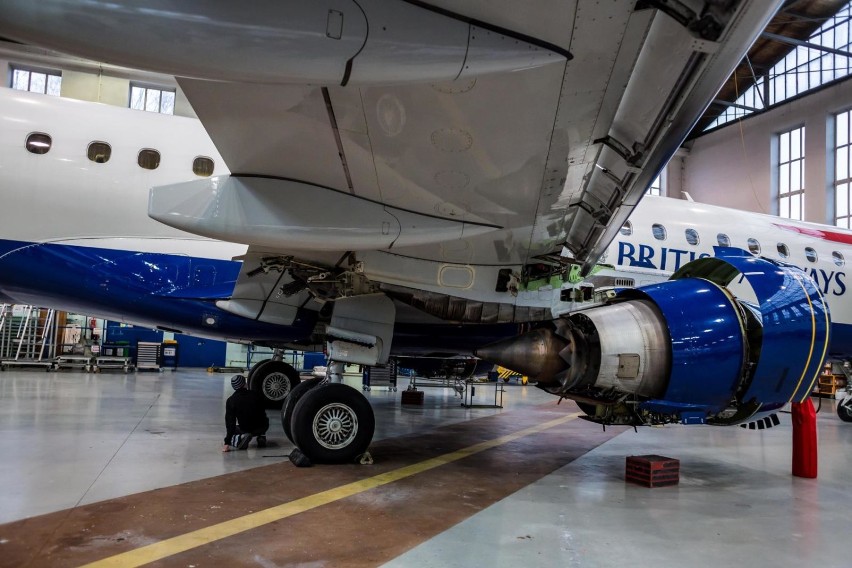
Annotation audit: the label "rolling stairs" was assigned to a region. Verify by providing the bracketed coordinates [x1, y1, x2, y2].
[0, 304, 57, 370]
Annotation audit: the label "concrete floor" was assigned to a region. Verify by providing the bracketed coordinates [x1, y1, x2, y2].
[0, 369, 849, 567]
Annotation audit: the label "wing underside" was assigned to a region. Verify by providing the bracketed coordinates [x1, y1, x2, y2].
[2, 0, 772, 322]
[166, 1, 778, 274]
[0, 0, 782, 303]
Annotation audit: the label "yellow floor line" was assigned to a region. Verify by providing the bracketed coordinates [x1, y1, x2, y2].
[81, 412, 580, 568]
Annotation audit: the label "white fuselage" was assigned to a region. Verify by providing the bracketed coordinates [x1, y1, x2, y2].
[3, 86, 852, 337]
[0, 86, 244, 260]
[602, 197, 852, 326]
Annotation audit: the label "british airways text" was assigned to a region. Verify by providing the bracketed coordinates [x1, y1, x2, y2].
[617, 242, 710, 271]
[617, 241, 847, 296]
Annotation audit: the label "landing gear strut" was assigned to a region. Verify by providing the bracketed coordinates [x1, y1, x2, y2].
[248, 350, 300, 409]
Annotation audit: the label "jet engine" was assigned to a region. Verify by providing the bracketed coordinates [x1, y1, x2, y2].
[475, 248, 830, 426]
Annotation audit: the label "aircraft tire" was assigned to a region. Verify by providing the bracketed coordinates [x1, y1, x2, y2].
[838, 398, 852, 423]
[290, 383, 375, 464]
[247, 358, 271, 382]
[248, 360, 300, 410]
[282, 377, 324, 443]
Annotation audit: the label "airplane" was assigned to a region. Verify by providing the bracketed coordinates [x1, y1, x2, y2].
[3, 0, 845, 466]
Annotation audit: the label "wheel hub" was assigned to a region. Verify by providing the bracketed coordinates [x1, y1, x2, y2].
[263, 372, 291, 400]
[313, 403, 358, 450]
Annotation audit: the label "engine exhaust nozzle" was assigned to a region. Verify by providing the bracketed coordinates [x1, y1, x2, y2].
[474, 327, 568, 384]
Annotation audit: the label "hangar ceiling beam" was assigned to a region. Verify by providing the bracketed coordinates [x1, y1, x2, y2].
[761, 30, 852, 58]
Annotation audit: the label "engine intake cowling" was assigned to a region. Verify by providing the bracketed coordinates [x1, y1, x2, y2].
[475, 247, 830, 426]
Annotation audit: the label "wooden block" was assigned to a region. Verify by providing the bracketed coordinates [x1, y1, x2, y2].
[626, 454, 680, 471]
[401, 389, 424, 405]
[625, 455, 680, 487]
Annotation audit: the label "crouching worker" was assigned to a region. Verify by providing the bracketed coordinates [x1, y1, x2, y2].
[222, 375, 269, 452]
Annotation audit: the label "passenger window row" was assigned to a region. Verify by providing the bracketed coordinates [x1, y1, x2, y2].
[619, 220, 845, 267]
[24, 131, 214, 177]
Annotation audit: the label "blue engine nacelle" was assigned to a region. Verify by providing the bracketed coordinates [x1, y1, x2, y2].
[475, 248, 830, 426]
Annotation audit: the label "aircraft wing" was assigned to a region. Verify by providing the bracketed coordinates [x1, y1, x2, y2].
[150, 1, 779, 276]
[0, 0, 782, 298]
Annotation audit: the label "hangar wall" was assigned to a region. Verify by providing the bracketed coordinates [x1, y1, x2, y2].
[679, 76, 852, 225]
[61, 70, 129, 107]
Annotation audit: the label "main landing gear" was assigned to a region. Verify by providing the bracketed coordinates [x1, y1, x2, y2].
[281, 362, 375, 464]
[247, 351, 301, 409]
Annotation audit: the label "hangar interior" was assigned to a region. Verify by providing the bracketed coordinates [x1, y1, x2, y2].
[2, 1, 852, 567]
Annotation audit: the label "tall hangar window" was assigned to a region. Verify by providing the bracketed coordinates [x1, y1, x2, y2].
[646, 174, 662, 196]
[777, 126, 805, 221]
[11, 65, 61, 96]
[706, 2, 852, 130]
[130, 83, 175, 115]
[835, 109, 852, 227]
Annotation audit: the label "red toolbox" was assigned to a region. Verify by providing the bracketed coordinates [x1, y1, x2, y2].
[625, 455, 680, 487]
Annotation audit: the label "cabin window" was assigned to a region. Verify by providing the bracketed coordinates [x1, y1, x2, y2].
[651, 223, 667, 241]
[193, 156, 214, 177]
[685, 228, 699, 245]
[747, 238, 761, 255]
[25, 132, 52, 155]
[777, 243, 789, 258]
[11, 65, 61, 96]
[130, 83, 176, 115]
[87, 141, 112, 164]
[805, 247, 818, 262]
[717, 233, 731, 247]
[833, 251, 845, 267]
[620, 221, 632, 236]
[138, 149, 161, 170]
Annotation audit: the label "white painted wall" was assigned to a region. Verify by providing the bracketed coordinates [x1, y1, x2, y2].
[682, 77, 852, 225]
[62, 70, 129, 107]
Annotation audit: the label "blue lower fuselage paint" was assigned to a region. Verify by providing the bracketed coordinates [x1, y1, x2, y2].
[0, 239, 523, 354]
[0, 239, 316, 343]
[2, 239, 852, 358]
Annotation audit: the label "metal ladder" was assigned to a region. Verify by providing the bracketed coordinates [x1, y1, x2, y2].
[0, 304, 10, 359]
[13, 305, 56, 361]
